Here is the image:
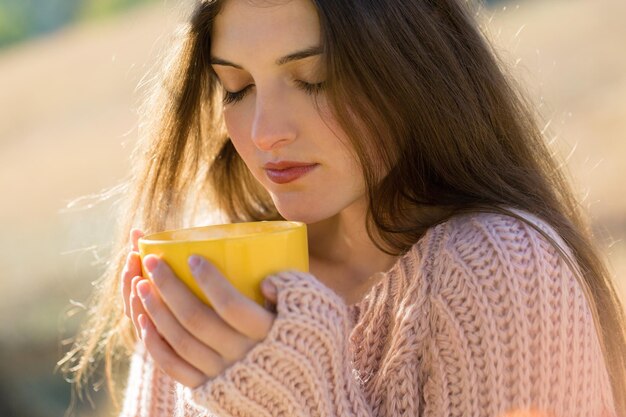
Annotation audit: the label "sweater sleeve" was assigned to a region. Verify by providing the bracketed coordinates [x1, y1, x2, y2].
[119, 342, 178, 417]
[187, 270, 374, 417]
[422, 213, 617, 417]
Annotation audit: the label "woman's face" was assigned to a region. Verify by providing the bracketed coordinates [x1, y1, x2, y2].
[210, 0, 365, 224]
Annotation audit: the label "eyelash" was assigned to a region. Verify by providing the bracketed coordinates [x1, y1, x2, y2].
[221, 80, 326, 105]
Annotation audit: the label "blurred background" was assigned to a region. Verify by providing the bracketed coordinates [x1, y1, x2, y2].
[0, 0, 624, 415]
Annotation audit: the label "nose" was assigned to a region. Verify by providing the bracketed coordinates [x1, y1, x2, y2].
[250, 91, 296, 151]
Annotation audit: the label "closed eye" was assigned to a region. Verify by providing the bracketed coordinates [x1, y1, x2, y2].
[221, 80, 326, 105]
[222, 84, 253, 105]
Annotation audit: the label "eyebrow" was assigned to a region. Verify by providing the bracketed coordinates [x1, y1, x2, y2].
[210, 45, 322, 69]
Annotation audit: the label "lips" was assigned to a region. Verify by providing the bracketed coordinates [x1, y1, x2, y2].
[263, 161, 319, 184]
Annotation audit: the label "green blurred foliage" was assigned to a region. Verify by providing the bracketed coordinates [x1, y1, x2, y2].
[0, 1, 37, 49]
[0, 0, 157, 49]
[78, 0, 157, 20]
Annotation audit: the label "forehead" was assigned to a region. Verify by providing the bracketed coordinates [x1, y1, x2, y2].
[211, 0, 321, 62]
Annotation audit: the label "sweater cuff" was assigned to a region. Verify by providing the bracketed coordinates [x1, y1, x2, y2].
[188, 271, 372, 417]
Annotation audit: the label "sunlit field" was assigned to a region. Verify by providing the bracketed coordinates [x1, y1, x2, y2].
[0, 0, 624, 415]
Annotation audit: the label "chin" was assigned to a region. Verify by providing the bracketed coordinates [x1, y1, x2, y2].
[276, 208, 326, 225]
[272, 198, 337, 225]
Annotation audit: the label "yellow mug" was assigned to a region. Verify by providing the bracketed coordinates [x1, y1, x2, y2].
[138, 221, 308, 307]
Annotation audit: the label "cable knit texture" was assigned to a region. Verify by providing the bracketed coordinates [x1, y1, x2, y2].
[119, 210, 617, 417]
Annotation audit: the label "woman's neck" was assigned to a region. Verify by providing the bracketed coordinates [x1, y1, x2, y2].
[306, 197, 397, 301]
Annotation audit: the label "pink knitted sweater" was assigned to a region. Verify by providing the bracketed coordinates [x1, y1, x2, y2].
[120, 211, 617, 417]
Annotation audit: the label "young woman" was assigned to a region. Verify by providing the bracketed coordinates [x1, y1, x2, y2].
[61, 0, 626, 416]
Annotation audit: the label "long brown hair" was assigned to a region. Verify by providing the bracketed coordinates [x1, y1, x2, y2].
[60, 0, 626, 413]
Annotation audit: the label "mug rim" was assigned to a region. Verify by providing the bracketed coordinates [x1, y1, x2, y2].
[138, 220, 306, 245]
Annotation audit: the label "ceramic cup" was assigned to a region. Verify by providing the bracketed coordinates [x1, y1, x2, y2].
[138, 221, 308, 307]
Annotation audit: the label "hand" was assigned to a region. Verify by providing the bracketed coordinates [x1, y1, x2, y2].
[121, 228, 146, 340]
[124, 247, 278, 389]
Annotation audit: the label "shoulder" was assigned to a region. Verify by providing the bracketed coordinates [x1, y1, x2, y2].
[410, 208, 581, 299]
[440, 208, 564, 255]
[389, 207, 588, 316]
[409, 211, 615, 417]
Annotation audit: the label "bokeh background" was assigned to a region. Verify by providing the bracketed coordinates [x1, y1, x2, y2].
[0, 0, 624, 415]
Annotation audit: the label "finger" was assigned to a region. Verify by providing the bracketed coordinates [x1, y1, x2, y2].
[130, 228, 144, 252]
[261, 279, 278, 305]
[142, 255, 253, 361]
[263, 299, 277, 314]
[122, 252, 142, 318]
[261, 279, 277, 313]
[138, 314, 207, 389]
[188, 255, 275, 341]
[136, 280, 225, 378]
[130, 276, 148, 339]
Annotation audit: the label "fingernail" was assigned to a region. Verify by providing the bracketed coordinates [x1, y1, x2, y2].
[143, 256, 159, 273]
[188, 255, 202, 273]
[261, 280, 277, 297]
[137, 281, 151, 298]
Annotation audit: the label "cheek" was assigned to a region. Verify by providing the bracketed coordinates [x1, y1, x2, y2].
[223, 108, 256, 163]
[223, 108, 248, 142]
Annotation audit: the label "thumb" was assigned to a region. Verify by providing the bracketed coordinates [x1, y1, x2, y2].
[261, 279, 277, 305]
